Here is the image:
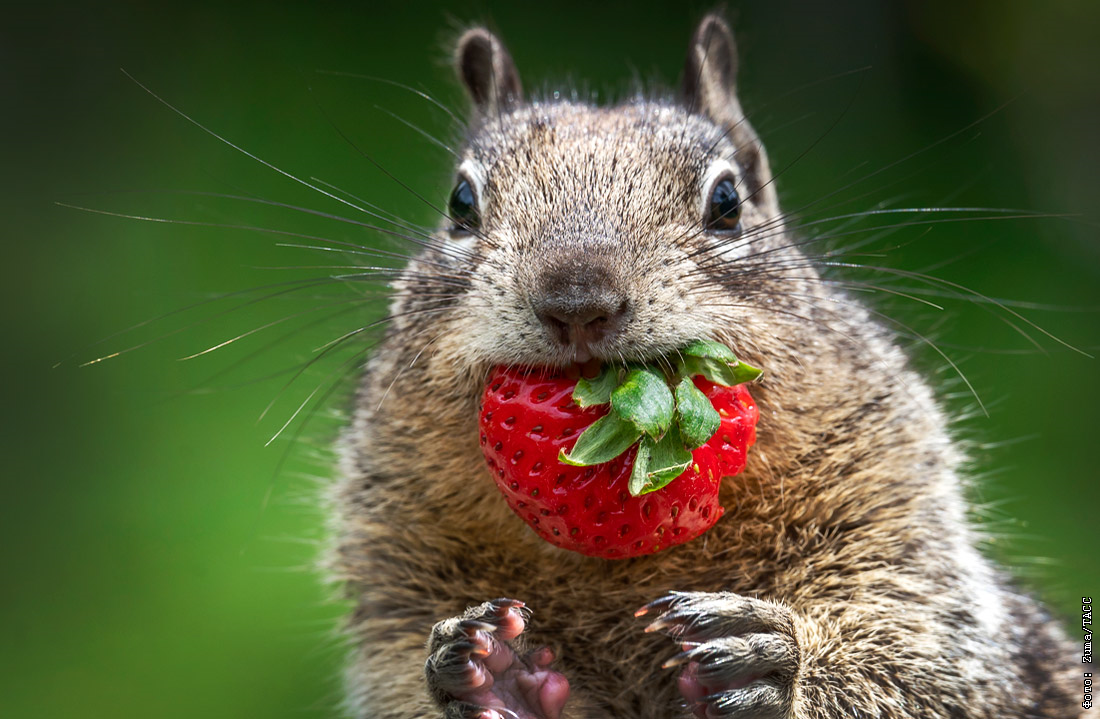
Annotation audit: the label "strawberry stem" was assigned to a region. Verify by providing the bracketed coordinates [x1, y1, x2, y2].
[610, 367, 674, 439]
[563, 339, 761, 496]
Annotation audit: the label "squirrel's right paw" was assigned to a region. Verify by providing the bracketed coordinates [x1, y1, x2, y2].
[425, 598, 570, 719]
[639, 592, 799, 719]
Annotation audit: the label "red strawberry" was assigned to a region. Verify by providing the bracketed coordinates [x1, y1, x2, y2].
[478, 343, 759, 559]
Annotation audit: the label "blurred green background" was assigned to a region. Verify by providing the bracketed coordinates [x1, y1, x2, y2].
[3, 1, 1097, 717]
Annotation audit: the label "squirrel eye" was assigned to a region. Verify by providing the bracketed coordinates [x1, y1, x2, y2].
[706, 177, 742, 232]
[449, 178, 480, 234]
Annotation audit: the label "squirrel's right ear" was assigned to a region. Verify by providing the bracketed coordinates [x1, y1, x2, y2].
[682, 14, 773, 201]
[455, 28, 523, 115]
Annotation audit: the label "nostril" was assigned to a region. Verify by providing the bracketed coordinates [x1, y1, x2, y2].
[609, 299, 628, 323]
[579, 300, 628, 332]
[543, 314, 571, 345]
[545, 299, 626, 327]
[535, 295, 630, 349]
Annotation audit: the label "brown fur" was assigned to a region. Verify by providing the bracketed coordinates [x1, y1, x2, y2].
[331, 14, 1081, 719]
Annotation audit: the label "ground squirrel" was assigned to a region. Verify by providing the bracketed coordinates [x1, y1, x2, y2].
[332, 14, 1082, 719]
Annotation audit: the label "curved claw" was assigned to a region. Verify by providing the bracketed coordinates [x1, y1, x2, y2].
[449, 639, 479, 658]
[459, 619, 499, 635]
[634, 591, 689, 617]
[662, 647, 701, 669]
[699, 681, 785, 718]
[645, 607, 711, 636]
[489, 598, 526, 612]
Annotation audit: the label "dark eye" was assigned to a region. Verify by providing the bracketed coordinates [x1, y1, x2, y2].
[706, 176, 741, 232]
[449, 178, 480, 234]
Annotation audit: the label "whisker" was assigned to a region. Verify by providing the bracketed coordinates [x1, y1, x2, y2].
[692, 239, 1085, 359]
[56, 201, 447, 268]
[309, 177, 444, 245]
[119, 69, 450, 252]
[780, 289, 987, 414]
[306, 86, 500, 252]
[373, 327, 450, 412]
[701, 290, 971, 412]
[313, 70, 465, 128]
[373, 104, 458, 158]
[178, 297, 383, 361]
[75, 277, 353, 366]
[192, 303, 381, 391]
[259, 301, 469, 426]
[817, 282, 945, 311]
[261, 303, 472, 448]
[62, 187, 447, 250]
[271, 244, 475, 284]
[679, 95, 1028, 262]
[820, 261, 1092, 357]
[691, 206, 1064, 263]
[54, 273, 361, 368]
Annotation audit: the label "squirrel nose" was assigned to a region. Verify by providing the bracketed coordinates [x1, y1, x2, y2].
[534, 290, 630, 353]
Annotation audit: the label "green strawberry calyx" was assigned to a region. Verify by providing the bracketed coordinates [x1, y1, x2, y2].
[557, 339, 762, 496]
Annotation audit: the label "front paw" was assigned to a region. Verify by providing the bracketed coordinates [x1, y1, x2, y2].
[638, 592, 799, 719]
[425, 598, 570, 719]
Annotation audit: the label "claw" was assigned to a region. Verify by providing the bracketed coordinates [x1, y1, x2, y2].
[458, 619, 498, 635]
[635, 593, 683, 617]
[644, 612, 690, 635]
[644, 618, 668, 634]
[645, 606, 732, 640]
[449, 639, 479, 657]
[662, 647, 700, 669]
[477, 708, 520, 719]
[489, 598, 525, 611]
[698, 682, 784, 717]
[662, 640, 714, 669]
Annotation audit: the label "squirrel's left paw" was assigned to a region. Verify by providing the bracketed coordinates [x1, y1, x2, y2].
[638, 592, 799, 719]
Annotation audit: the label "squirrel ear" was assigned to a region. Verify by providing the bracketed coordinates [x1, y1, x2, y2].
[455, 28, 523, 115]
[681, 13, 773, 205]
[682, 13, 739, 122]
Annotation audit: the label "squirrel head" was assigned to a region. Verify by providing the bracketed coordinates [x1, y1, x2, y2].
[412, 15, 799, 376]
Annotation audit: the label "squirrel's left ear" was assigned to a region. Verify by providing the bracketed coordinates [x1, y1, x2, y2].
[682, 14, 773, 202]
[455, 27, 523, 116]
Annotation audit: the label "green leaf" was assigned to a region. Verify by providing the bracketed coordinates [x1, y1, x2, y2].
[627, 435, 653, 496]
[683, 356, 762, 387]
[572, 365, 619, 408]
[682, 356, 735, 385]
[635, 424, 693, 495]
[680, 339, 737, 362]
[558, 412, 642, 467]
[610, 368, 675, 439]
[675, 377, 721, 449]
[728, 360, 763, 384]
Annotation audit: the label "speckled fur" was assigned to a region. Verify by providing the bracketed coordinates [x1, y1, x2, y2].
[331, 16, 1081, 719]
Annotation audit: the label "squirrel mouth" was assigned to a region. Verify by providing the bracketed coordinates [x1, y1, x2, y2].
[571, 345, 595, 364]
[561, 357, 604, 380]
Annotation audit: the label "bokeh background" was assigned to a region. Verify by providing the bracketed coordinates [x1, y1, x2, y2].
[3, 1, 1098, 717]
